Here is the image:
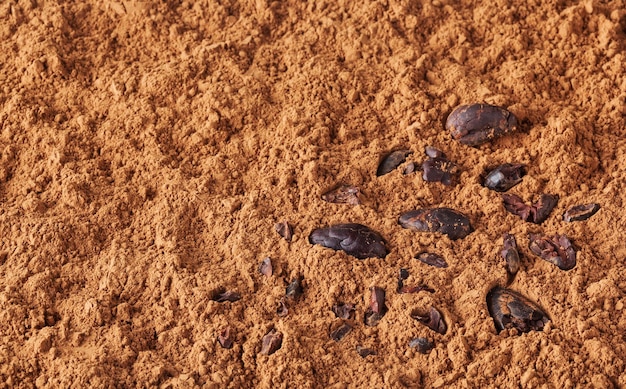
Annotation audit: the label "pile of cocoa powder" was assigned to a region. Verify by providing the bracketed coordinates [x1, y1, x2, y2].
[0, 1, 625, 387]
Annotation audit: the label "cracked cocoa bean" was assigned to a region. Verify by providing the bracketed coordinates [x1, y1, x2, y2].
[416, 252, 448, 268]
[321, 184, 361, 205]
[487, 286, 549, 334]
[260, 329, 283, 355]
[482, 164, 526, 192]
[563, 203, 600, 222]
[411, 306, 447, 334]
[364, 286, 387, 327]
[501, 233, 520, 284]
[377, 149, 413, 176]
[528, 233, 576, 270]
[502, 193, 558, 224]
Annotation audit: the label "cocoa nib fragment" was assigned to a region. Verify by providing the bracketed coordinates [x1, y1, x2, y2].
[276, 298, 289, 317]
[529, 233, 576, 270]
[399, 208, 472, 240]
[501, 234, 520, 284]
[309, 223, 388, 259]
[502, 194, 558, 224]
[330, 323, 352, 342]
[422, 146, 458, 186]
[411, 306, 447, 334]
[446, 103, 519, 146]
[260, 329, 283, 355]
[321, 184, 360, 205]
[213, 290, 241, 303]
[482, 164, 526, 192]
[487, 286, 549, 334]
[377, 149, 413, 176]
[285, 276, 304, 300]
[364, 287, 387, 327]
[356, 346, 377, 358]
[217, 327, 234, 349]
[409, 338, 434, 354]
[275, 221, 293, 241]
[397, 268, 434, 293]
[259, 257, 273, 277]
[563, 203, 600, 222]
[332, 303, 356, 320]
[403, 162, 417, 175]
[416, 252, 448, 268]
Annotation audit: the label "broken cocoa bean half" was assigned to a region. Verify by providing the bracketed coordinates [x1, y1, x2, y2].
[486, 286, 549, 334]
[528, 233, 576, 270]
[446, 103, 519, 146]
[377, 149, 413, 176]
[563, 203, 600, 222]
[411, 306, 447, 334]
[482, 164, 526, 192]
[309, 223, 388, 259]
[399, 208, 472, 240]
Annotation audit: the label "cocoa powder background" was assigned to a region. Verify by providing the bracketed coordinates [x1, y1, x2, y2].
[1, 0, 625, 388]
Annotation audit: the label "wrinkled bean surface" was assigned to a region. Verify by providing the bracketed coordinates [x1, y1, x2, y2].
[446, 103, 519, 146]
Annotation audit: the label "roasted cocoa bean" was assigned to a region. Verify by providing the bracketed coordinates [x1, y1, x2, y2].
[486, 286, 549, 334]
[321, 184, 361, 205]
[275, 221, 293, 241]
[409, 338, 434, 354]
[416, 252, 448, 268]
[528, 233, 576, 270]
[482, 164, 526, 192]
[446, 103, 519, 146]
[364, 286, 387, 326]
[332, 303, 355, 320]
[377, 149, 413, 176]
[501, 234, 520, 283]
[260, 329, 283, 355]
[399, 208, 472, 240]
[309, 223, 388, 259]
[330, 323, 352, 342]
[411, 306, 447, 334]
[502, 194, 558, 224]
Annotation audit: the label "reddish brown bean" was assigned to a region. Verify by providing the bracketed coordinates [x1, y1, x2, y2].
[446, 103, 519, 146]
[377, 149, 413, 176]
[528, 233, 576, 270]
[399, 208, 472, 240]
[487, 286, 549, 334]
[309, 223, 388, 259]
[411, 306, 447, 334]
[563, 203, 600, 222]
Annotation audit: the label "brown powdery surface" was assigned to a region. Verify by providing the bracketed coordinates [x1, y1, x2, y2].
[0, 1, 625, 388]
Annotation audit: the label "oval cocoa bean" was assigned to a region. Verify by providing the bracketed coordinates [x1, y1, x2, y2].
[399, 208, 472, 240]
[446, 104, 519, 146]
[309, 223, 388, 259]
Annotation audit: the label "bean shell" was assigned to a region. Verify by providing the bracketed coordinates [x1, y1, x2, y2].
[486, 286, 549, 334]
[446, 103, 519, 146]
[399, 208, 472, 240]
[309, 223, 388, 259]
[260, 329, 283, 355]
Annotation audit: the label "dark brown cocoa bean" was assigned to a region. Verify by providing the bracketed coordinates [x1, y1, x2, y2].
[364, 286, 387, 327]
[332, 303, 356, 320]
[356, 345, 377, 358]
[422, 156, 458, 186]
[482, 164, 526, 192]
[563, 203, 600, 222]
[260, 329, 283, 355]
[377, 149, 413, 176]
[285, 276, 303, 300]
[486, 286, 549, 334]
[275, 221, 293, 241]
[212, 290, 241, 303]
[399, 208, 472, 240]
[330, 323, 352, 342]
[501, 234, 520, 284]
[259, 257, 273, 277]
[528, 233, 576, 270]
[502, 194, 558, 224]
[217, 326, 234, 349]
[309, 223, 388, 259]
[321, 184, 361, 205]
[416, 252, 448, 268]
[411, 306, 447, 334]
[446, 103, 519, 146]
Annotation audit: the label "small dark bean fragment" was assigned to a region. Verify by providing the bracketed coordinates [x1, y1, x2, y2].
[356, 345, 377, 358]
[276, 298, 289, 317]
[403, 162, 417, 175]
[309, 223, 388, 259]
[275, 221, 293, 241]
[409, 338, 434, 354]
[422, 156, 459, 186]
[321, 184, 361, 205]
[332, 303, 356, 320]
[486, 286, 549, 334]
[502, 194, 558, 224]
[285, 276, 304, 300]
[260, 329, 283, 355]
[399, 268, 410, 281]
[563, 203, 600, 222]
[416, 252, 448, 268]
[483, 164, 526, 192]
[411, 306, 447, 334]
[377, 149, 413, 176]
[217, 327, 234, 349]
[259, 257, 273, 277]
[330, 323, 352, 341]
[501, 234, 520, 284]
[213, 290, 241, 303]
[399, 208, 472, 240]
[364, 286, 387, 327]
[446, 103, 519, 146]
[528, 233, 576, 271]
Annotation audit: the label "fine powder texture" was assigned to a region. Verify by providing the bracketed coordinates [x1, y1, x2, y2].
[1, 1, 625, 388]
